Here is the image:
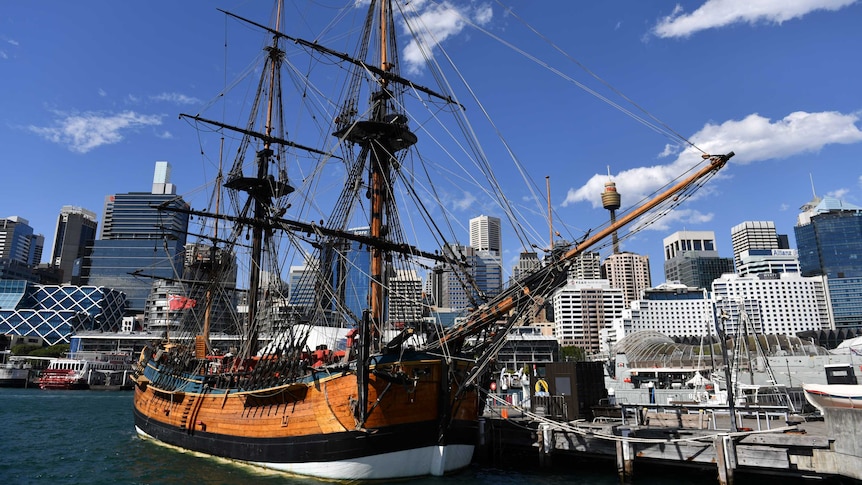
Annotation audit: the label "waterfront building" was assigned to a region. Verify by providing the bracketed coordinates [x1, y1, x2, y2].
[711, 272, 832, 336]
[49, 206, 98, 284]
[469, 215, 501, 253]
[552, 279, 624, 354]
[730, 221, 789, 272]
[496, 326, 559, 372]
[0, 280, 126, 346]
[662, 230, 733, 290]
[795, 195, 862, 329]
[621, 282, 714, 338]
[601, 251, 651, 306]
[82, 162, 189, 315]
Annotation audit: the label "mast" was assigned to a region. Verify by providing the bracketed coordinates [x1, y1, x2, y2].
[246, 4, 280, 357]
[197, 137, 224, 359]
[215, 3, 295, 360]
[333, 0, 418, 426]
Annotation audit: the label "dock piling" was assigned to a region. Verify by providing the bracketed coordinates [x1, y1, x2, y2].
[714, 433, 737, 485]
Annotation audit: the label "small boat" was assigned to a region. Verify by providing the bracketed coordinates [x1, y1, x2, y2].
[38, 352, 133, 390]
[0, 351, 32, 388]
[803, 364, 862, 413]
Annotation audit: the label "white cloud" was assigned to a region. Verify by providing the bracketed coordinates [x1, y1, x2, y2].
[151, 92, 201, 105]
[0, 51, 7, 60]
[29, 111, 163, 153]
[98, 88, 107, 97]
[7, 39, 19, 46]
[827, 188, 850, 199]
[452, 190, 477, 211]
[653, 0, 858, 38]
[563, 110, 862, 209]
[658, 143, 680, 158]
[400, 1, 493, 74]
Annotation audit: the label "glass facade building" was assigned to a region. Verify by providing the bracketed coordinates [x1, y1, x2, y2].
[795, 196, 862, 329]
[662, 231, 733, 290]
[0, 280, 126, 346]
[50, 206, 98, 284]
[83, 192, 189, 314]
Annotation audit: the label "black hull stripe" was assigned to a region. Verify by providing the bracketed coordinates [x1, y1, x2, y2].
[133, 408, 477, 464]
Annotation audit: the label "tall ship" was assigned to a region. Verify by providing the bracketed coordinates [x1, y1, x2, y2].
[131, 1, 733, 480]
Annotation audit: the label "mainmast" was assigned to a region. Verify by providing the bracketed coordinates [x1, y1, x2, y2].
[334, 0, 418, 426]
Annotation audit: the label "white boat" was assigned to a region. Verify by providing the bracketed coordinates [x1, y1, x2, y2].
[0, 351, 32, 388]
[802, 384, 862, 412]
[38, 351, 133, 390]
[802, 364, 862, 413]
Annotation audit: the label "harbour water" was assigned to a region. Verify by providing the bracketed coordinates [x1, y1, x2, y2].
[0, 388, 828, 485]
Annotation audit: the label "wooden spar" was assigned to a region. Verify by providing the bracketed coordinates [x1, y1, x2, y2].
[561, 152, 733, 263]
[435, 151, 734, 347]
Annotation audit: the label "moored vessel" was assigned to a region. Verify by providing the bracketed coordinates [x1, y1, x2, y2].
[131, 1, 733, 480]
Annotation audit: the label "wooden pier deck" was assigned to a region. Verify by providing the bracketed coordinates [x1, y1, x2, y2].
[476, 403, 862, 484]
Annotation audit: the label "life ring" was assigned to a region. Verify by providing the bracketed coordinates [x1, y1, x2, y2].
[534, 379, 549, 394]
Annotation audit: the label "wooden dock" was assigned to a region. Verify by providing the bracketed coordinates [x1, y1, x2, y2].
[476, 403, 862, 484]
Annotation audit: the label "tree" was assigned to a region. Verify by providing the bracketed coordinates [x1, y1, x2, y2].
[560, 345, 585, 362]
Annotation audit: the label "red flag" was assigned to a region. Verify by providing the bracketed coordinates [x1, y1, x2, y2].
[168, 294, 197, 310]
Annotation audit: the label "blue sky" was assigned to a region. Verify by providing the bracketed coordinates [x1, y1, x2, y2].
[2, 0, 862, 284]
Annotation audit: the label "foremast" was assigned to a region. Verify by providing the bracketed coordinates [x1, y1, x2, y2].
[182, 4, 302, 362]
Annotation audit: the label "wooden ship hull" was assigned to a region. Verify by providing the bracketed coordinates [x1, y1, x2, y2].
[133, 351, 478, 480]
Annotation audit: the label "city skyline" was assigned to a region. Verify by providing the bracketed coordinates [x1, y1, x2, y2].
[7, 191, 847, 287]
[2, 1, 862, 286]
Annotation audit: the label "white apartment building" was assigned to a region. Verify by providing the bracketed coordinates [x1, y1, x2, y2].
[552, 279, 624, 354]
[712, 272, 833, 336]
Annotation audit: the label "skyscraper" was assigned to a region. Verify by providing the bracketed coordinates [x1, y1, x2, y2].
[601, 252, 651, 306]
[0, 216, 43, 266]
[795, 195, 862, 329]
[569, 251, 602, 280]
[0, 216, 44, 282]
[430, 244, 477, 311]
[552, 279, 624, 353]
[50, 206, 98, 284]
[730, 221, 788, 271]
[469, 215, 501, 253]
[512, 251, 542, 284]
[662, 230, 733, 289]
[82, 162, 189, 314]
